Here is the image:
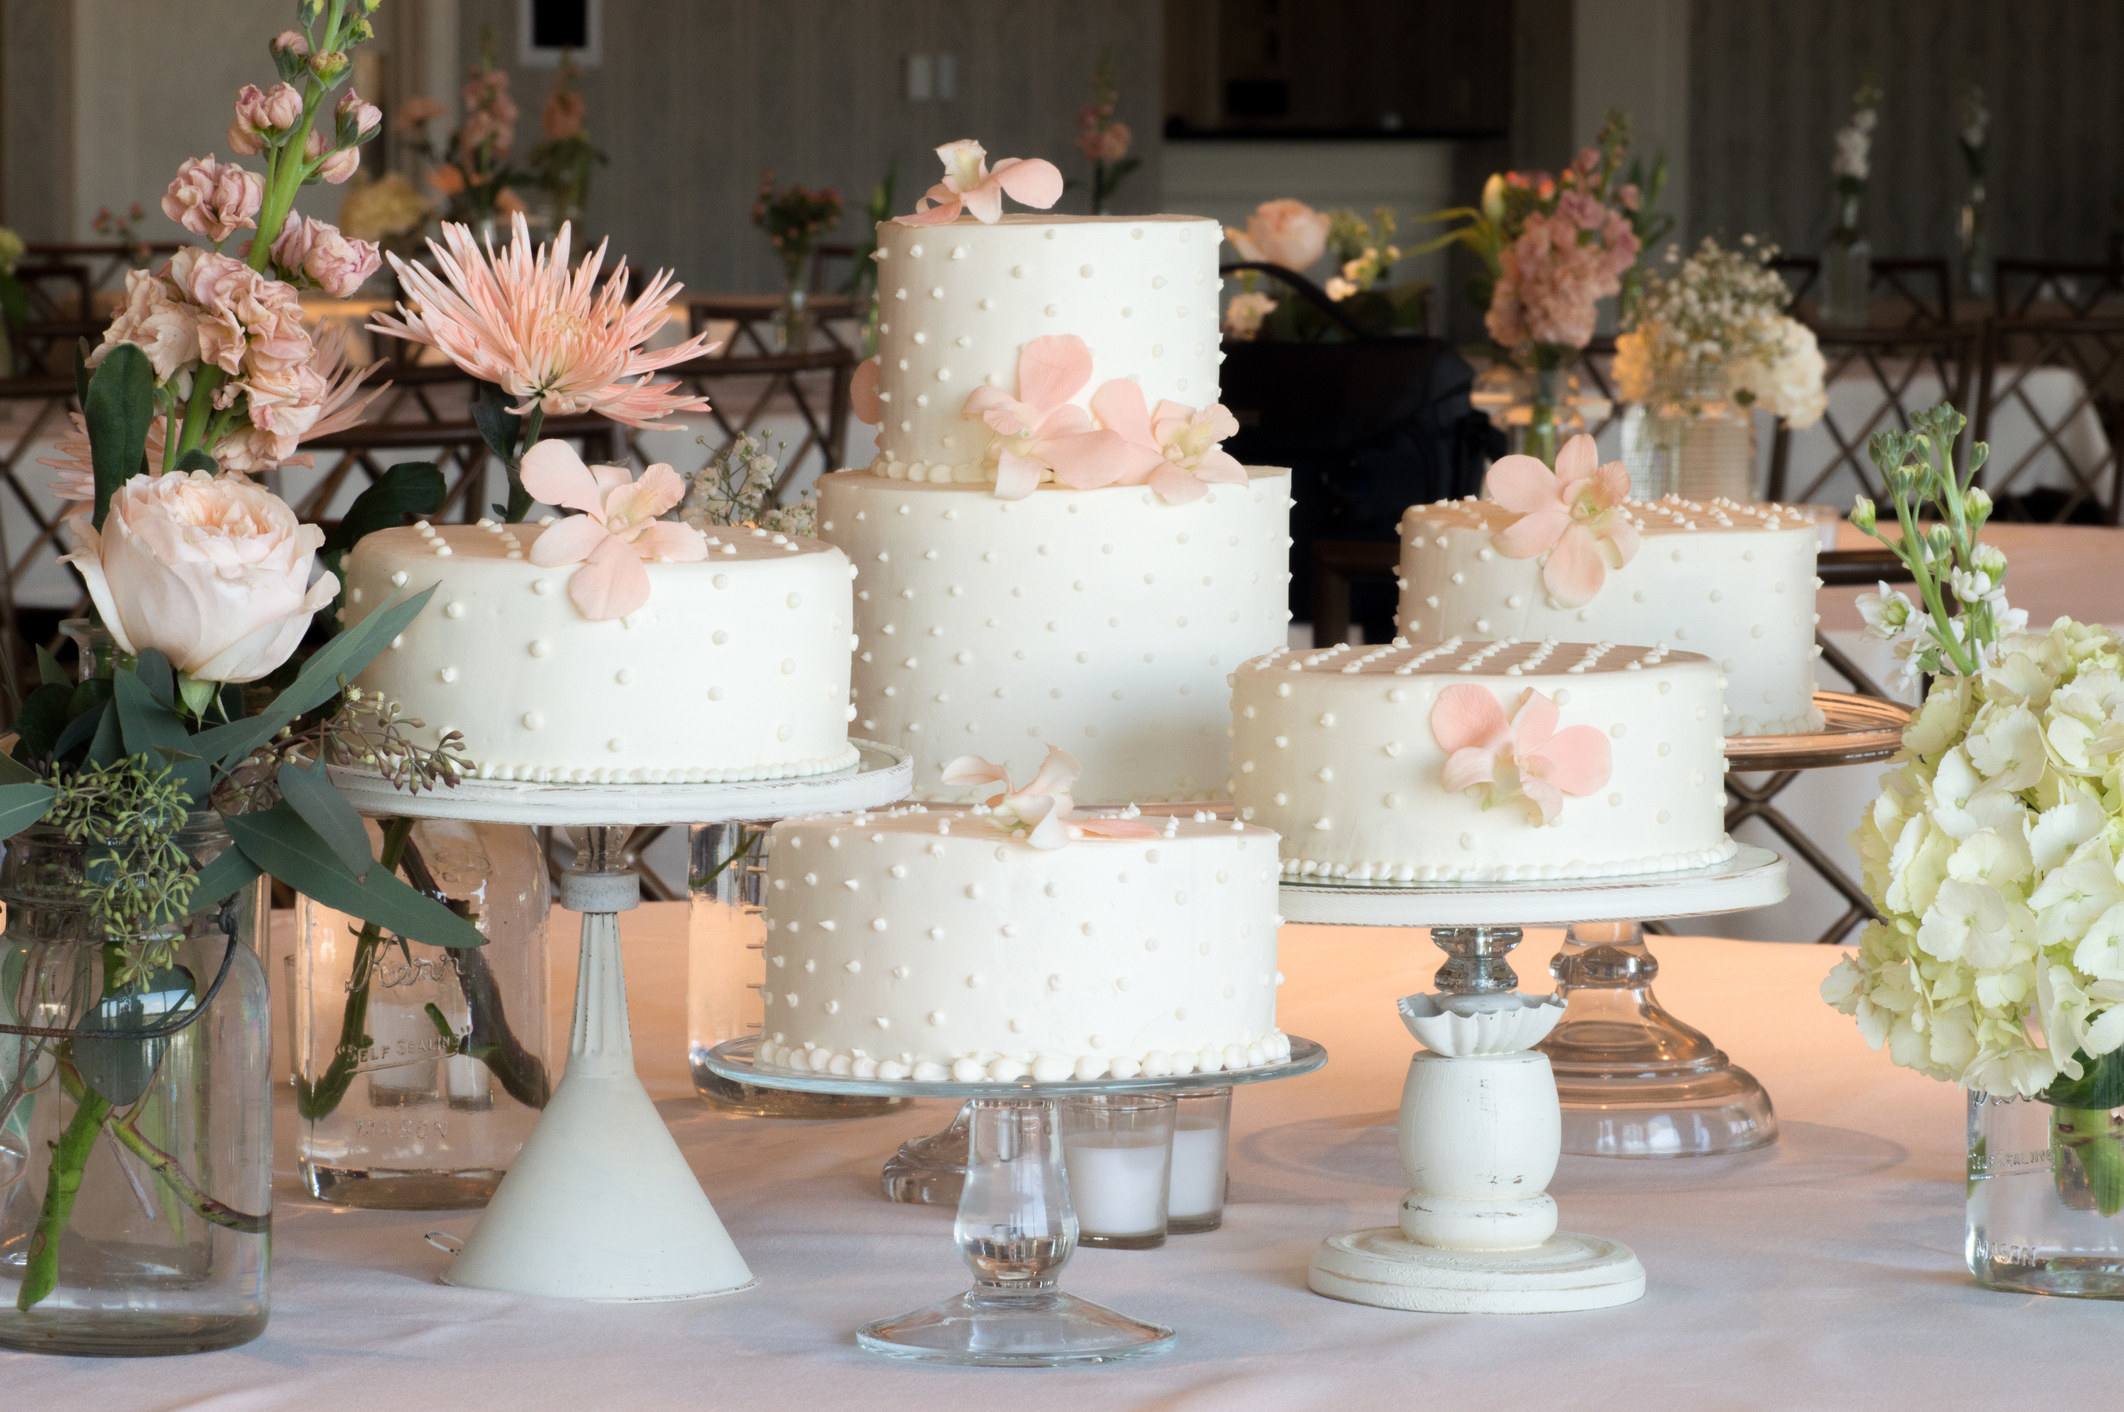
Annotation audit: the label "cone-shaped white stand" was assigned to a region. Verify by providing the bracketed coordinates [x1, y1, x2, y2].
[444, 844, 756, 1301]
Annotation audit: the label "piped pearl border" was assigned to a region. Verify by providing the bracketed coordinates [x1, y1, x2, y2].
[755, 1029, 1293, 1083]
[470, 742, 862, 785]
[1280, 834, 1739, 884]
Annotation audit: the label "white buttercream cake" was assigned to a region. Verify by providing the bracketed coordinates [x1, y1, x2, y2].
[754, 805, 1288, 1082]
[1230, 638, 1736, 882]
[1396, 495, 1824, 736]
[344, 521, 857, 783]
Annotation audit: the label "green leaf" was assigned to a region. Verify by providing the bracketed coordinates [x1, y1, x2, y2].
[470, 381, 522, 468]
[51, 697, 106, 759]
[85, 343, 154, 530]
[324, 462, 446, 554]
[187, 842, 262, 912]
[190, 585, 438, 771]
[113, 670, 206, 806]
[134, 649, 174, 708]
[276, 760, 374, 879]
[2040, 1049, 2124, 1110]
[35, 647, 68, 688]
[86, 696, 123, 766]
[0, 751, 40, 786]
[172, 448, 218, 474]
[16, 682, 77, 758]
[73, 339, 92, 409]
[224, 802, 485, 949]
[0, 780, 55, 839]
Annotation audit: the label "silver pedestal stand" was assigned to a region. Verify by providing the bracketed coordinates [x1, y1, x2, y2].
[1282, 844, 1786, 1311]
[330, 742, 910, 1301]
[705, 1034, 1325, 1366]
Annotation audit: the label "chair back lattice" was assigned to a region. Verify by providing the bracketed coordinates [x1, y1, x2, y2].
[1768, 255, 1955, 328]
[1766, 323, 1979, 508]
[1994, 259, 2124, 319]
[1974, 316, 2124, 524]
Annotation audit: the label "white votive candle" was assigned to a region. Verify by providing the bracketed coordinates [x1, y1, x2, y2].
[1063, 1135, 1171, 1237]
[1168, 1117, 1229, 1219]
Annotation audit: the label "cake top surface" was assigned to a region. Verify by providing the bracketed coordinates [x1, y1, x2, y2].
[821, 465, 1290, 497]
[350, 520, 842, 569]
[1402, 494, 1815, 537]
[1238, 637, 1718, 680]
[776, 802, 1273, 847]
[880, 212, 1215, 235]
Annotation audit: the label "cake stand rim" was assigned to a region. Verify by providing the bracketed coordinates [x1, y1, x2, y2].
[1722, 690, 1910, 769]
[700, 1034, 1327, 1099]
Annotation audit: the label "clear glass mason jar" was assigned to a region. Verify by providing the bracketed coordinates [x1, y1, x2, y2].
[294, 817, 551, 1209]
[1821, 189, 1872, 329]
[1967, 1089, 2124, 1296]
[1621, 374, 1759, 504]
[0, 820, 272, 1355]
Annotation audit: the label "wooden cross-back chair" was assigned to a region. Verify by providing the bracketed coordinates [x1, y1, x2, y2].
[1765, 322, 1980, 507]
[1769, 255, 1955, 328]
[625, 342, 857, 498]
[1973, 316, 2124, 524]
[1994, 259, 2124, 319]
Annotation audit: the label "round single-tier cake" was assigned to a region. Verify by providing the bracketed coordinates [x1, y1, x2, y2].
[1230, 638, 1736, 882]
[343, 521, 857, 783]
[865, 214, 1222, 482]
[754, 805, 1288, 1082]
[820, 470, 1292, 803]
[1397, 495, 1823, 736]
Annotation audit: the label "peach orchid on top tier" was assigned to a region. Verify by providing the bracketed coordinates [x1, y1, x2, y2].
[894, 139, 1064, 227]
[943, 746, 1161, 850]
[1487, 432, 1640, 607]
[1431, 683, 1611, 825]
[518, 439, 708, 620]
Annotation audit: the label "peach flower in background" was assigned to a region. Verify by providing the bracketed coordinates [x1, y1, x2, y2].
[544, 89, 587, 141]
[162, 157, 264, 243]
[942, 746, 1160, 850]
[1076, 118, 1132, 164]
[961, 334, 1128, 499]
[1224, 199, 1330, 272]
[520, 439, 708, 620]
[896, 139, 1064, 227]
[1487, 433, 1639, 607]
[1067, 379, 1245, 504]
[271, 214, 381, 297]
[426, 163, 468, 196]
[397, 96, 445, 132]
[850, 357, 881, 424]
[61, 470, 335, 683]
[1430, 684, 1611, 825]
[370, 214, 715, 427]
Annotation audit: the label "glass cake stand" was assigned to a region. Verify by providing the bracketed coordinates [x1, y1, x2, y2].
[704, 1034, 1325, 1366]
[1279, 844, 1788, 1164]
[328, 742, 912, 1301]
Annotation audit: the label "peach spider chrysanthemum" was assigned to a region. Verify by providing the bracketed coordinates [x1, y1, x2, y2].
[368, 212, 716, 428]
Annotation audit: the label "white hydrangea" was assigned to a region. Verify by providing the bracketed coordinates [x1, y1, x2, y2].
[1824, 618, 2124, 1096]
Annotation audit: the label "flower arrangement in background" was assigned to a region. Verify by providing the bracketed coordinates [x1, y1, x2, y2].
[92, 203, 155, 267]
[1957, 78, 1990, 298]
[1832, 79, 1883, 193]
[399, 40, 525, 227]
[337, 170, 432, 261]
[752, 172, 843, 293]
[1824, 406, 2124, 1212]
[1224, 198, 1330, 273]
[1074, 48, 1138, 215]
[1221, 199, 1427, 340]
[528, 55, 606, 232]
[1324, 207, 1401, 300]
[1613, 236, 1826, 430]
[369, 212, 714, 520]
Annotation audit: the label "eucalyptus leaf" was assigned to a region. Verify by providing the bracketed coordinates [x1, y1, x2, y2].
[86, 697, 123, 766]
[72, 339, 91, 411]
[74, 967, 193, 1107]
[35, 647, 67, 689]
[324, 462, 446, 554]
[0, 751, 40, 786]
[134, 649, 175, 708]
[85, 344, 153, 530]
[187, 839, 263, 912]
[0, 780, 55, 839]
[51, 698, 106, 760]
[15, 682, 76, 758]
[224, 802, 485, 950]
[113, 670, 206, 806]
[172, 449, 218, 474]
[277, 760, 374, 879]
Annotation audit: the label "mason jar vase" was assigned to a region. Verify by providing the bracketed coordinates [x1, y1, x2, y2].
[1968, 1089, 2124, 1297]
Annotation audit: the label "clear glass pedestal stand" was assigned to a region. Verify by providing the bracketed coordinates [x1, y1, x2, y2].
[1540, 920, 1776, 1157]
[703, 1035, 1325, 1366]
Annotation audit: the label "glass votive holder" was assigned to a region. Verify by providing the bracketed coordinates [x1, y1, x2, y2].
[1167, 1087, 1234, 1234]
[1059, 1093, 1177, 1250]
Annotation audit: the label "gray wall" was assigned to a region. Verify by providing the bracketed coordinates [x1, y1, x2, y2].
[460, 0, 1166, 293]
[1688, 0, 2124, 263]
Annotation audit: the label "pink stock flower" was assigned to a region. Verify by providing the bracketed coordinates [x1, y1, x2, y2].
[1430, 684, 1611, 826]
[1226, 199, 1329, 272]
[543, 90, 587, 141]
[959, 334, 1125, 499]
[169, 248, 311, 378]
[337, 89, 383, 139]
[519, 439, 708, 620]
[941, 746, 1160, 850]
[1059, 379, 1246, 504]
[1485, 202, 1638, 352]
[1487, 434, 1640, 606]
[896, 139, 1064, 227]
[271, 30, 310, 60]
[1076, 118, 1132, 164]
[161, 157, 264, 243]
[90, 266, 201, 381]
[216, 322, 386, 473]
[272, 213, 381, 296]
[306, 127, 362, 184]
[369, 214, 717, 427]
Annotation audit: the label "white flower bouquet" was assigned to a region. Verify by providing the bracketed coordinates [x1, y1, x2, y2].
[1613, 236, 1825, 429]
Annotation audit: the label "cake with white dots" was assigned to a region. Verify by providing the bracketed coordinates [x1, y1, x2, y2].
[1397, 495, 1823, 736]
[343, 520, 857, 783]
[823, 205, 1291, 802]
[753, 805, 1288, 1082]
[1229, 639, 1736, 882]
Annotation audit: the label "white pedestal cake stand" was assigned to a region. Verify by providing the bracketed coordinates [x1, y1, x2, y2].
[704, 1034, 1325, 1366]
[1537, 690, 1909, 1158]
[1282, 844, 1786, 1313]
[330, 741, 911, 1301]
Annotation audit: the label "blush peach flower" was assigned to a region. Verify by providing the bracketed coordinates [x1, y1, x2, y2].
[520, 439, 708, 620]
[91, 266, 201, 382]
[850, 356, 881, 424]
[1073, 379, 1247, 504]
[896, 139, 1064, 227]
[942, 746, 1160, 850]
[1430, 684, 1611, 825]
[370, 214, 716, 427]
[961, 334, 1126, 499]
[1224, 199, 1330, 272]
[161, 157, 264, 244]
[271, 214, 381, 297]
[1487, 433, 1640, 607]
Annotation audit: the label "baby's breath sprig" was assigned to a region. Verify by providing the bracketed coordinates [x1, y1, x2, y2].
[681, 433, 817, 538]
[42, 758, 198, 982]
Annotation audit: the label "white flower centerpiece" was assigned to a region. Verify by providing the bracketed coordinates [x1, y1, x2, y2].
[1822, 403, 2124, 1297]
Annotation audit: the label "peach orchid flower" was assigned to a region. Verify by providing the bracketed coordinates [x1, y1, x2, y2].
[1486, 433, 1640, 607]
[961, 335, 1134, 499]
[1431, 684, 1611, 826]
[520, 439, 707, 620]
[895, 139, 1064, 227]
[370, 213, 716, 428]
[1054, 378, 1247, 504]
[851, 356, 881, 424]
[941, 746, 1160, 850]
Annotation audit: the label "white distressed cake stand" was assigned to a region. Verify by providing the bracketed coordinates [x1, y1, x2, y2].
[704, 1034, 1325, 1366]
[330, 741, 911, 1301]
[1282, 844, 1786, 1313]
[1535, 690, 1909, 1157]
